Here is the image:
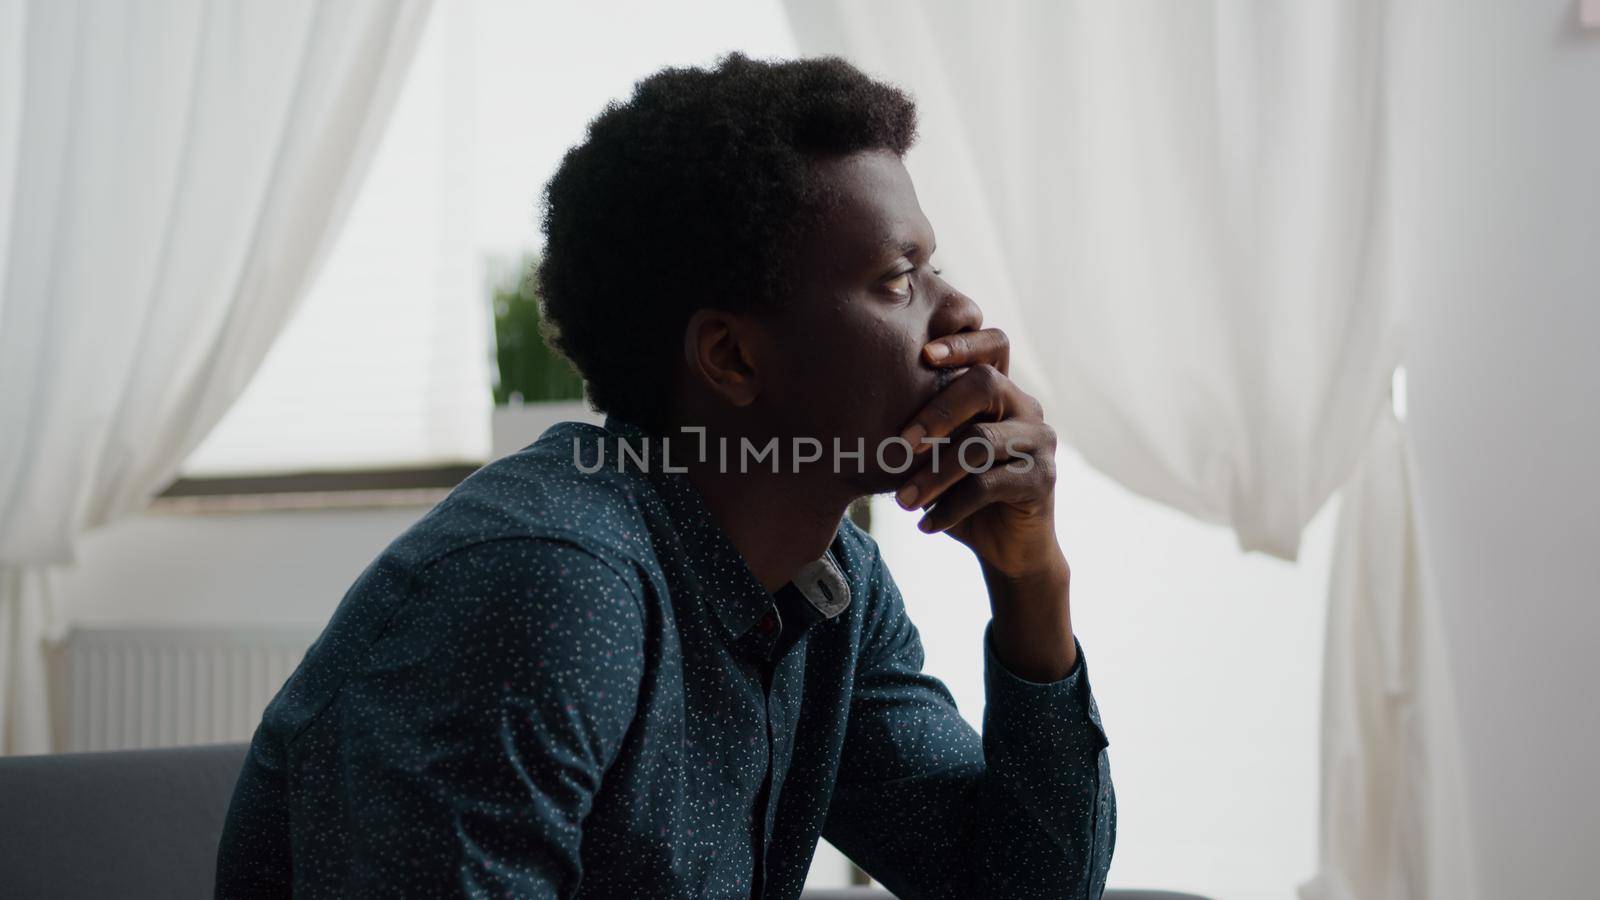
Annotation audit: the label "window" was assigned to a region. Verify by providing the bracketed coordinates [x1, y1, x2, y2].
[181, 0, 798, 477]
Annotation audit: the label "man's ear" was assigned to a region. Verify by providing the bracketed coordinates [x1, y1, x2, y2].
[682, 308, 763, 408]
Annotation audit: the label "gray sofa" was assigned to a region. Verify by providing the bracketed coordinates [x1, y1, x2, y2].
[0, 743, 1208, 899]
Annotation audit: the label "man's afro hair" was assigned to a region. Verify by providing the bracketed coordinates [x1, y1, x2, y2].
[535, 52, 918, 432]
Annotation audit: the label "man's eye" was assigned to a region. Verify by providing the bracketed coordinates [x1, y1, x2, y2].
[885, 271, 913, 296]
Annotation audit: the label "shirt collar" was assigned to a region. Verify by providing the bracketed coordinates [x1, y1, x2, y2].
[601, 414, 852, 643]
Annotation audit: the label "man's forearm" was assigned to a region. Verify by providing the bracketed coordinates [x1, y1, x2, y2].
[982, 546, 1077, 682]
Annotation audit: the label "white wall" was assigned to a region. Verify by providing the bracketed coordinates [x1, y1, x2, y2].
[51, 506, 430, 629]
[1393, 3, 1600, 897]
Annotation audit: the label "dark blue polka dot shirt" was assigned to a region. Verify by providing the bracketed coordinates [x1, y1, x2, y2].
[216, 417, 1116, 898]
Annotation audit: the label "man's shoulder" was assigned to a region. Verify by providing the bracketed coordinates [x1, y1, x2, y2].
[826, 509, 903, 632]
[383, 420, 657, 578]
[830, 512, 885, 580]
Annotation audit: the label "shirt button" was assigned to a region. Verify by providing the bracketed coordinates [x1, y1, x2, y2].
[756, 610, 778, 635]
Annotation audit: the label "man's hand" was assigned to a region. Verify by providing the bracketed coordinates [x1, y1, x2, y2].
[894, 328, 1061, 578]
[893, 327, 1077, 680]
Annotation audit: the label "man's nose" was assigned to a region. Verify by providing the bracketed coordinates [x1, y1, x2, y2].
[929, 282, 984, 339]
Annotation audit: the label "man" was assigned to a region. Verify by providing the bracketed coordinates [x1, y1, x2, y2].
[217, 53, 1115, 899]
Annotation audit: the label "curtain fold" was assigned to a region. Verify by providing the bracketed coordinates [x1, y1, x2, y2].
[783, 1, 1476, 896]
[1302, 410, 1476, 900]
[0, 0, 434, 754]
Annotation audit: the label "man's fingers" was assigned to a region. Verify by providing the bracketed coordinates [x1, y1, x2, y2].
[900, 364, 1002, 451]
[899, 363, 1038, 452]
[895, 419, 1043, 511]
[915, 465, 1033, 534]
[924, 327, 1010, 376]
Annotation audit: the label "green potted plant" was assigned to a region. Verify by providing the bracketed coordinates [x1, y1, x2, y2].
[488, 251, 600, 457]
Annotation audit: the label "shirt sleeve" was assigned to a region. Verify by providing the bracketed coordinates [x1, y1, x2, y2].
[821, 550, 1116, 899]
[339, 536, 647, 898]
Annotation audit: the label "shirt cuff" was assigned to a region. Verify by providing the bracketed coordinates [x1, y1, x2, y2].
[981, 619, 1109, 756]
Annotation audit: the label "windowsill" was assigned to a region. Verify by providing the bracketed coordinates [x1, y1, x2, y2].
[149, 463, 484, 515]
[151, 464, 876, 526]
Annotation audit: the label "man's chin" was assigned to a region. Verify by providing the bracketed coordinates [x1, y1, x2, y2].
[932, 365, 970, 393]
[840, 466, 911, 499]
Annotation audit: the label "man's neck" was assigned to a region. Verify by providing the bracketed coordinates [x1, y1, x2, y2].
[683, 460, 856, 593]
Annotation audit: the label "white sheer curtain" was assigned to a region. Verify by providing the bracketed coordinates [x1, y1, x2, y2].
[0, 0, 433, 754]
[784, 2, 1475, 898]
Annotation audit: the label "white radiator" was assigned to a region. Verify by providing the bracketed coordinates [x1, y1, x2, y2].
[53, 626, 319, 753]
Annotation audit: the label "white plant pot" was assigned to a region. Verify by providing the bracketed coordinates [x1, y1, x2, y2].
[491, 400, 603, 460]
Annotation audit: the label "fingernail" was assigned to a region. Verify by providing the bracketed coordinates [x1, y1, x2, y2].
[917, 515, 937, 532]
[925, 343, 950, 362]
[897, 484, 919, 509]
[901, 423, 926, 448]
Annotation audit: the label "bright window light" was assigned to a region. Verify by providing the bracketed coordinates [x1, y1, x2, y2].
[182, 0, 797, 476]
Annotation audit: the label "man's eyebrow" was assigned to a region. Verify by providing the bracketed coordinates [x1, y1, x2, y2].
[882, 238, 936, 261]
